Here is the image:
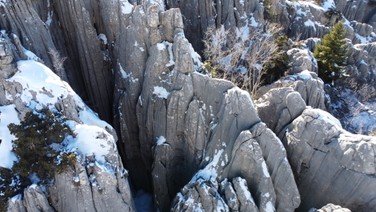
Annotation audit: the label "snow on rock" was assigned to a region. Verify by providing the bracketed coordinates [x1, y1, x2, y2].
[329, 88, 376, 135]
[261, 161, 270, 178]
[156, 43, 165, 51]
[304, 19, 316, 31]
[45, 0, 53, 26]
[9, 60, 72, 108]
[297, 70, 314, 80]
[4, 58, 118, 172]
[78, 108, 113, 131]
[119, 63, 139, 83]
[153, 86, 169, 99]
[0, 0, 8, 7]
[156, 136, 167, 145]
[163, 41, 175, 67]
[65, 122, 115, 164]
[191, 149, 224, 182]
[322, 0, 335, 11]
[0, 104, 20, 169]
[312, 108, 343, 128]
[97, 33, 108, 45]
[10, 60, 114, 133]
[249, 16, 259, 27]
[23, 48, 41, 61]
[120, 0, 134, 15]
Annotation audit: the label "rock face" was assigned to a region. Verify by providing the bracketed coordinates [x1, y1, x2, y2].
[0, 0, 115, 121]
[165, 87, 300, 211]
[256, 75, 376, 211]
[165, 0, 264, 51]
[130, 31, 300, 209]
[1, 0, 376, 211]
[0, 36, 135, 212]
[285, 108, 376, 211]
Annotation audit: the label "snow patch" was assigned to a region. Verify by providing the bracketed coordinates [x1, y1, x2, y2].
[23, 48, 41, 61]
[119, 63, 139, 83]
[10, 194, 22, 203]
[265, 201, 275, 212]
[65, 122, 114, 164]
[322, 0, 335, 11]
[238, 178, 252, 200]
[156, 43, 165, 51]
[163, 41, 175, 67]
[156, 136, 167, 145]
[0, 104, 20, 169]
[298, 70, 313, 80]
[313, 108, 342, 128]
[296, 8, 306, 16]
[355, 33, 373, 44]
[9, 60, 71, 108]
[304, 19, 316, 31]
[153, 86, 169, 99]
[0, 0, 8, 7]
[78, 107, 113, 131]
[120, 0, 134, 14]
[189, 43, 202, 70]
[45, 0, 53, 26]
[261, 161, 270, 177]
[97, 33, 108, 45]
[191, 149, 224, 182]
[3, 55, 117, 173]
[249, 16, 259, 27]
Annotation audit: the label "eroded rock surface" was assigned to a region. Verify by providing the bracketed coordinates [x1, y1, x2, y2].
[285, 108, 376, 211]
[0, 36, 135, 212]
[256, 76, 376, 211]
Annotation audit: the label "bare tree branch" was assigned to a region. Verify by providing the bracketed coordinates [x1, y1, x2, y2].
[203, 23, 281, 95]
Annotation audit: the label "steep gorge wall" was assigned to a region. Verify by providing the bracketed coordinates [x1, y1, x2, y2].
[2, 0, 376, 211]
[0, 0, 301, 211]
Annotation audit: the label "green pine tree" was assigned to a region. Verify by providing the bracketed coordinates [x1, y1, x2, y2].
[314, 21, 349, 84]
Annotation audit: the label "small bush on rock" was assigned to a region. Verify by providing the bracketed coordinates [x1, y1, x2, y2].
[8, 109, 75, 187]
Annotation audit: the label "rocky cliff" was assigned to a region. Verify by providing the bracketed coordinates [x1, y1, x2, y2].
[0, 0, 376, 211]
[0, 33, 134, 211]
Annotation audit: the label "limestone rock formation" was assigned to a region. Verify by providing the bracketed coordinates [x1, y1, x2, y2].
[1, 0, 376, 211]
[168, 87, 300, 212]
[335, 0, 376, 28]
[0, 36, 135, 212]
[256, 70, 326, 111]
[165, 0, 265, 51]
[285, 108, 376, 211]
[256, 78, 376, 211]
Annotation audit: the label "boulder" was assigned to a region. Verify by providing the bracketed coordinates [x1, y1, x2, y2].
[256, 71, 326, 110]
[284, 108, 376, 211]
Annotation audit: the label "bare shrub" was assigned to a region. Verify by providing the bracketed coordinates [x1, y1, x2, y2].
[203, 23, 281, 95]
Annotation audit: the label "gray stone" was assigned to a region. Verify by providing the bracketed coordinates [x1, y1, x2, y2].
[284, 108, 376, 211]
[309, 203, 351, 212]
[256, 88, 307, 137]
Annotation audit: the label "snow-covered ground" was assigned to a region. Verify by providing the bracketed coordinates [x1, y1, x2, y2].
[329, 88, 376, 136]
[0, 56, 118, 170]
[0, 105, 20, 169]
